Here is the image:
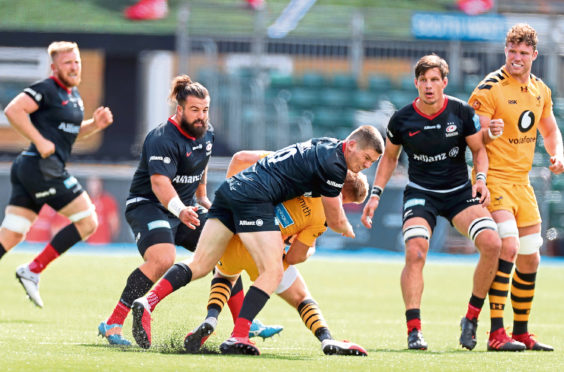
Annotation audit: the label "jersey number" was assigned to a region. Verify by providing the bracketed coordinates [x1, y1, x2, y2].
[267, 147, 297, 164]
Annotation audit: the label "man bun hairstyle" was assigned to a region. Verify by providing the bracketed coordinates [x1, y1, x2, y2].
[47, 41, 79, 61]
[414, 54, 449, 79]
[506, 23, 538, 51]
[170, 75, 209, 106]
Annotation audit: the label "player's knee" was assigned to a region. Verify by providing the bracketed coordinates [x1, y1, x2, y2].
[1, 213, 32, 237]
[469, 217, 500, 257]
[403, 225, 429, 265]
[0, 226, 26, 249]
[152, 253, 176, 273]
[69, 206, 98, 237]
[519, 233, 542, 255]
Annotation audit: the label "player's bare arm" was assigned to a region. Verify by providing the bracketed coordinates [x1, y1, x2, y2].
[321, 195, 354, 238]
[538, 113, 564, 174]
[4, 92, 55, 158]
[195, 167, 211, 209]
[465, 130, 490, 206]
[226, 150, 270, 177]
[285, 239, 311, 265]
[150, 174, 199, 229]
[76, 106, 113, 139]
[478, 115, 504, 145]
[361, 140, 401, 228]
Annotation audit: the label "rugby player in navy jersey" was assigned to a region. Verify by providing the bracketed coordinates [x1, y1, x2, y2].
[131, 125, 383, 354]
[361, 55, 502, 351]
[1, 41, 113, 308]
[98, 75, 279, 346]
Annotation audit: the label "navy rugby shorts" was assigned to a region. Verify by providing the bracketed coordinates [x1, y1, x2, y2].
[402, 182, 480, 231]
[9, 154, 84, 213]
[208, 182, 278, 233]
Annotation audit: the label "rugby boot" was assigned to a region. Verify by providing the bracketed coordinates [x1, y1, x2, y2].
[220, 336, 260, 355]
[15, 263, 43, 308]
[184, 322, 215, 353]
[459, 317, 478, 350]
[487, 328, 526, 351]
[248, 319, 283, 339]
[321, 339, 368, 356]
[131, 297, 152, 349]
[407, 329, 428, 350]
[512, 332, 554, 351]
[98, 322, 132, 346]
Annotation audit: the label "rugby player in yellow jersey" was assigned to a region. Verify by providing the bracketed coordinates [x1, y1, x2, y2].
[464, 23, 564, 351]
[135, 150, 370, 355]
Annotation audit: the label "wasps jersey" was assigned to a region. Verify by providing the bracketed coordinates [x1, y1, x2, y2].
[275, 196, 326, 247]
[469, 66, 553, 184]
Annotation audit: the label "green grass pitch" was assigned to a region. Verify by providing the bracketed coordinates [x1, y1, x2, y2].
[1, 251, 563, 371]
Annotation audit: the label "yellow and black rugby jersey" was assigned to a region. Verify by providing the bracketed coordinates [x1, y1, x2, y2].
[275, 196, 326, 247]
[469, 67, 553, 184]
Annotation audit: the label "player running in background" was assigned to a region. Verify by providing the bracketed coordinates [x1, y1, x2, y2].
[132, 151, 369, 355]
[361, 55, 501, 351]
[466, 23, 563, 351]
[1, 41, 113, 308]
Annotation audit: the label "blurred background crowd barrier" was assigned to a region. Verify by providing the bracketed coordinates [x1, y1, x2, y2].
[0, 0, 563, 254]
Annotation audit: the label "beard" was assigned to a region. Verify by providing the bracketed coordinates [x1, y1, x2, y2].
[180, 117, 208, 139]
[56, 71, 80, 88]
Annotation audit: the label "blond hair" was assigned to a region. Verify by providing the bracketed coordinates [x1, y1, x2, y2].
[342, 170, 369, 204]
[47, 41, 79, 61]
[506, 23, 538, 50]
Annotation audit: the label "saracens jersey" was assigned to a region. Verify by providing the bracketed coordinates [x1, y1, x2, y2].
[229, 137, 347, 204]
[469, 66, 553, 184]
[23, 76, 85, 163]
[128, 117, 214, 206]
[387, 96, 481, 191]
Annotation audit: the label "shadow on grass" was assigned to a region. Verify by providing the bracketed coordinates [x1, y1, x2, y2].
[366, 347, 490, 354]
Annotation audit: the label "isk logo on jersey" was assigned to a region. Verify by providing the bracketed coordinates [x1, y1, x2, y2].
[239, 219, 264, 227]
[413, 153, 446, 162]
[326, 180, 344, 188]
[58, 122, 81, 134]
[149, 156, 171, 164]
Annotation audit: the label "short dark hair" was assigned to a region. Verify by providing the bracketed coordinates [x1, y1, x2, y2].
[414, 54, 449, 79]
[346, 125, 384, 155]
[169, 75, 209, 106]
[506, 23, 538, 51]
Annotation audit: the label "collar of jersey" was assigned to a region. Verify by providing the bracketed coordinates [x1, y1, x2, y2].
[168, 116, 196, 140]
[49, 76, 72, 94]
[412, 96, 448, 120]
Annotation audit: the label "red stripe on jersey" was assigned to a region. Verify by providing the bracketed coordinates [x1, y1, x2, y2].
[412, 97, 449, 120]
[168, 116, 196, 140]
[49, 76, 72, 94]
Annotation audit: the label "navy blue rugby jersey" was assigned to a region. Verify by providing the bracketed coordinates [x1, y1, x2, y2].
[387, 96, 480, 190]
[229, 137, 347, 204]
[23, 77, 85, 163]
[128, 117, 214, 205]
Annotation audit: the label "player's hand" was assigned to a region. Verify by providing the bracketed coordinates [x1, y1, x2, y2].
[549, 155, 564, 175]
[36, 138, 56, 158]
[179, 206, 200, 229]
[488, 118, 504, 138]
[341, 222, 355, 239]
[361, 196, 380, 228]
[92, 106, 113, 130]
[472, 180, 490, 207]
[195, 195, 212, 210]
